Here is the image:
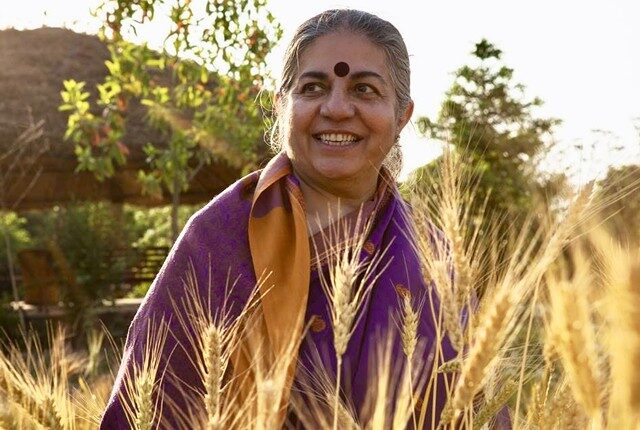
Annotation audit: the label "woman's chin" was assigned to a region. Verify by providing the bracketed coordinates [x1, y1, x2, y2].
[312, 165, 360, 183]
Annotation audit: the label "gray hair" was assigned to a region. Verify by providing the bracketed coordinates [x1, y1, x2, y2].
[269, 9, 411, 177]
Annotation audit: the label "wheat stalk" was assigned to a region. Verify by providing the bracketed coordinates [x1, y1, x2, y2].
[120, 318, 169, 430]
[552, 382, 588, 430]
[449, 286, 513, 418]
[0, 326, 77, 430]
[359, 333, 421, 430]
[84, 329, 104, 379]
[288, 348, 361, 430]
[434, 261, 465, 353]
[472, 379, 517, 430]
[73, 374, 114, 427]
[526, 342, 556, 428]
[437, 359, 462, 374]
[602, 241, 640, 428]
[547, 271, 601, 423]
[203, 325, 224, 429]
[313, 208, 392, 430]
[405, 148, 492, 353]
[255, 378, 279, 430]
[399, 294, 420, 361]
[135, 375, 155, 430]
[251, 312, 304, 430]
[404, 213, 468, 354]
[167, 260, 264, 428]
[396, 293, 423, 430]
[437, 150, 480, 310]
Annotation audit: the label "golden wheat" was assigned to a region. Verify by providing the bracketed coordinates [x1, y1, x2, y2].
[2, 150, 640, 430]
[547, 276, 601, 422]
[119, 318, 169, 430]
[600, 240, 640, 429]
[313, 209, 392, 430]
[450, 286, 513, 415]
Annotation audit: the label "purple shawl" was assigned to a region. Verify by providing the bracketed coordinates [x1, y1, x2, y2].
[100, 161, 469, 429]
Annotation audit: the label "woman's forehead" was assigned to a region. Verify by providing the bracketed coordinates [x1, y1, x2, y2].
[295, 31, 389, 80]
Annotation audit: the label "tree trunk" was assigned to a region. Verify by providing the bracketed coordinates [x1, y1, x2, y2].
[1, 223, 25, 329]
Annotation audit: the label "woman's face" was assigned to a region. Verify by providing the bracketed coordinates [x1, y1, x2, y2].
[282, 30, 413, 197]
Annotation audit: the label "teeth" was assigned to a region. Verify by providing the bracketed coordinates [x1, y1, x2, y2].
[317, 133, 358, 146]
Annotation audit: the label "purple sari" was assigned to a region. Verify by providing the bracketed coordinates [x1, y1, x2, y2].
[101, 155, 475, 429]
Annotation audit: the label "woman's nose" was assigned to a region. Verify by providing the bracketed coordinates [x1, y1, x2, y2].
[320, 88, 355, 120]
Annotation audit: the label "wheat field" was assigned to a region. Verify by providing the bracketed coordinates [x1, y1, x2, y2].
[1, 150, 638, 429]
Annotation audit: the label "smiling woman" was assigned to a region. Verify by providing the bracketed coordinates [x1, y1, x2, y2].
[100, 9, 469, 430]
[281, 29, 413, 233]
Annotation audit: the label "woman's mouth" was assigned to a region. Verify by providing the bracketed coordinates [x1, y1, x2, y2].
[314, 133, 361, 147]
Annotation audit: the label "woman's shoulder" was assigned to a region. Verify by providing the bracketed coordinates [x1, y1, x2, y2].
[185, 169, 262, 231]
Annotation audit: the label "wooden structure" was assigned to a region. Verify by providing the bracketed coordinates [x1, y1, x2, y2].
[11, 245, 169, 305]
[17, 249, 61, 305]
[0, 27, 244, 211]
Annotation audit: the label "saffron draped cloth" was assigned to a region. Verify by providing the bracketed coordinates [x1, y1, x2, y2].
[100, 153, 458, 428]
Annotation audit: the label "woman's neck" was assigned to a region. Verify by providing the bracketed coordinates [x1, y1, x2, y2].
[294, 172, 377, 235]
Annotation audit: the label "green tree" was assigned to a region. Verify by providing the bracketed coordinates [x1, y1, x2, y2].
[60, 0, 282, 240]
[416, 39, 564, 222]
[594, 164, 640, 246]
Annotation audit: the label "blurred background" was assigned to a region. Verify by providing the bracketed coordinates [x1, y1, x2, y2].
[1, 0, 638, 340]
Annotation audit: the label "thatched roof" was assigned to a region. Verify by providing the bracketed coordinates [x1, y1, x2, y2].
[0, 27, 242, 211]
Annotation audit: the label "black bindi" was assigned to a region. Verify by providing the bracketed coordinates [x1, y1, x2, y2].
[333, 61, 350, 77]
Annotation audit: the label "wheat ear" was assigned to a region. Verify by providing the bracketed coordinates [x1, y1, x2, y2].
[450, 286, 512, 414]
[203, 325, 224, 429]
[472, 380, 517, 430]
[313, 208, 391, 430]
[548, 275, 601, 423]
[120, 318, 169, 430]
[604, 245, 640, 428]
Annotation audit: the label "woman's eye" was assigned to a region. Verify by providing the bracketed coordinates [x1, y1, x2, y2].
[301, 83, 324, 93]
[355, 83, 376, 94]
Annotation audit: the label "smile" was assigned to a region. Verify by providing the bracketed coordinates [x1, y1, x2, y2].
[314, 133, 361, 147]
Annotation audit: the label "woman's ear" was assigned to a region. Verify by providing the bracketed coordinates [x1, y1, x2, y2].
[397, 100, 414, 131]
[274, 92, 284, 114]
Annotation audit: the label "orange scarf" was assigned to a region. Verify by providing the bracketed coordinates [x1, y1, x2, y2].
[229, 153, 310, 422]
[232, 152, 390, 423]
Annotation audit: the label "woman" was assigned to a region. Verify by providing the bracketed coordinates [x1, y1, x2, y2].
[101, 9, 461, 429]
